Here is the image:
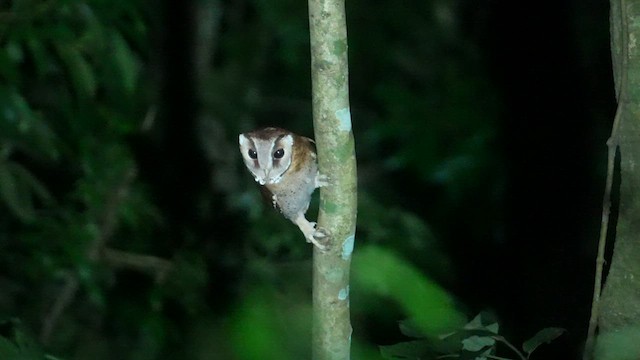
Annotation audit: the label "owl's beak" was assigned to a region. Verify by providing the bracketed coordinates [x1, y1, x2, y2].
[258, 169, 272, 185]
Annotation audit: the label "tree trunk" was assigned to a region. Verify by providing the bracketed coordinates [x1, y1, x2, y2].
[308, 0, 357, 358]
[596, 0, 640, 352]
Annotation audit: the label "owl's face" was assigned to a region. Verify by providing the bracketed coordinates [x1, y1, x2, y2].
[239, 128, 294, 185]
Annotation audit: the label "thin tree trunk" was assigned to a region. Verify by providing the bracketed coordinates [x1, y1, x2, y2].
[308, 0, 357, 358]
[589, 0, 640, 357]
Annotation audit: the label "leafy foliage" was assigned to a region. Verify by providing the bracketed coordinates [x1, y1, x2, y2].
[380, 312, 565, 360]
[0, 0, 173, 358]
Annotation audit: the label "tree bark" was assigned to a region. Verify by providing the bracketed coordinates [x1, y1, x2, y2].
[308, 0, 357, 358]
[597, 0, 640, 349]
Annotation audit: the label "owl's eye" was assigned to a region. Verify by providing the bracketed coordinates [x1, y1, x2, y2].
[273, 148, 285, 159]
[248, 149, 258, 159]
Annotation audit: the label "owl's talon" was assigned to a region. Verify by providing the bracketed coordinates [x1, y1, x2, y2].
[309, 238, 328, 251]
[316, 173, 331, 188]
[313, 227, 329, 239]
[303, 228, 330, 251]
[310, 227, 330, 251]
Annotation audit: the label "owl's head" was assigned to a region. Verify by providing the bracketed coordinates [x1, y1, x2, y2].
[239, 127, 294, 185]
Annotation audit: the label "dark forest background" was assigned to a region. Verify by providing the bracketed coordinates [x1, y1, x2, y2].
[0, 0, 614, 358]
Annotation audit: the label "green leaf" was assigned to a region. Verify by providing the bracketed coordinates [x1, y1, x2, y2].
[379, 340, 435, 359]
[485, 322, 499, 334]
[6, 87, 34, 126]
[465, 313, 483, 330]
[462, 335, 495, 352]
[472, 348, 493, 360]
[0, 161, 52, 222]
[21, 113, 60, 161]
[111, 31, 139, 95]
[464, 312, 499, 333]
[0, 46, 19, 83]
[55, 43, 97, 99]
[25, 37, 52, 77]
[522, 327, 565, 355]
[0, 161, 35, 222]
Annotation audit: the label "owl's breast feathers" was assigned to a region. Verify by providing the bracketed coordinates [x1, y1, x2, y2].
[261, 135, 317, 217]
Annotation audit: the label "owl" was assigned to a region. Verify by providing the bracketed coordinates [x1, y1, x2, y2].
[239, 127, 329, 250]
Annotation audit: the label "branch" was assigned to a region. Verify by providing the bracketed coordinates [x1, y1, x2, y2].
[584, 107, 620, 360]
[308, 0, 357, 358]
[583, 0, 628, 358]
[40, 272, 79, 345]
[101, 247, 173, 282]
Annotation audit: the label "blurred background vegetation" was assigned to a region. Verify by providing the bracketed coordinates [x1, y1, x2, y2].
[0, 0, 614, 358]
